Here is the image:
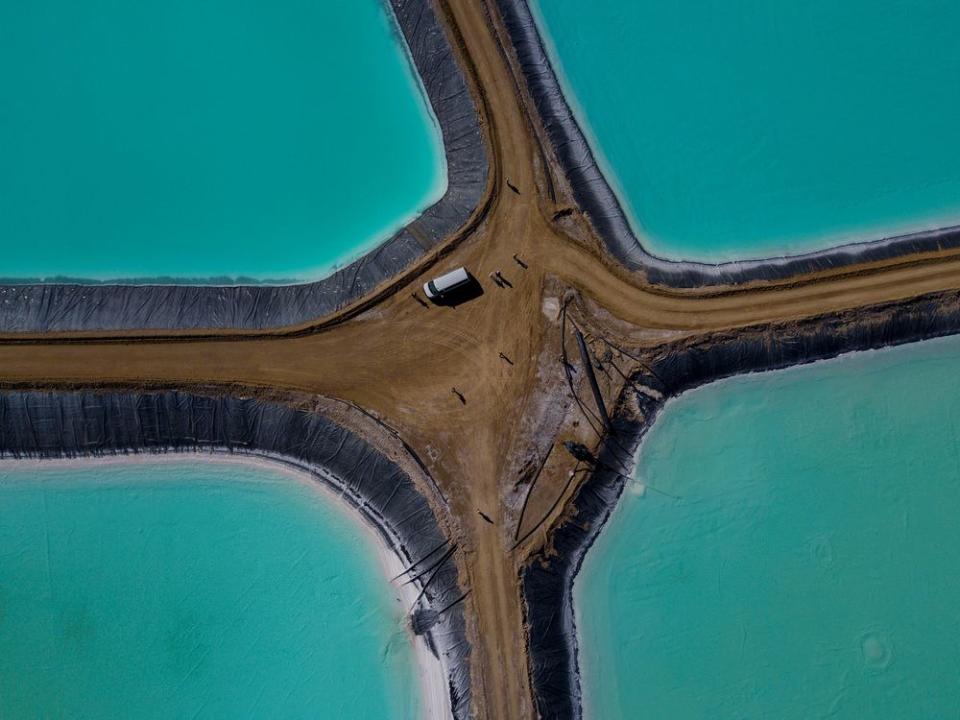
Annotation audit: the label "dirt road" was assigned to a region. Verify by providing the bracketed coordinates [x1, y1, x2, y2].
[2, 1, 960, 717]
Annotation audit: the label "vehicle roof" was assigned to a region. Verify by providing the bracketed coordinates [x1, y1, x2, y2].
[433, 267, 470, 291]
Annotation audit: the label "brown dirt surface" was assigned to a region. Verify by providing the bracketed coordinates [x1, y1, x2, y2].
[3, 1, 960, 717]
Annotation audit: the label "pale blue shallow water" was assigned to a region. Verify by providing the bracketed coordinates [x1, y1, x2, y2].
[576, 334, 960, 719]
[0, 0, 444, 282]
[532, 0, 960, 261]
[0, 459, 421, 719]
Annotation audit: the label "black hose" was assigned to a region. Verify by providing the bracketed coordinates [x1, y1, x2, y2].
[575, 328, 612, 432]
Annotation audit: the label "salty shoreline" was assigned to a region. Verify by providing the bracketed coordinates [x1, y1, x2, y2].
[0, 0, 488, 333]
[0, 391, 471, 718]
[522, 287, 960, 719]
[525, 0, 960, 268]
[1, 451, 451, 719]
[573, 334, 960, 718]
[495, 0, 960, 288]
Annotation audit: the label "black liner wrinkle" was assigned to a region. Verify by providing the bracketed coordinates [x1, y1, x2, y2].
[523, 292, 960, 719]
[0, 0, 487, 332]
[0, 390, 472, 719]
[494, 0, 960, 288]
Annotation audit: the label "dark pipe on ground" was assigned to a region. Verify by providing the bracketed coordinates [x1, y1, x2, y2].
[575, 329, 612, 432]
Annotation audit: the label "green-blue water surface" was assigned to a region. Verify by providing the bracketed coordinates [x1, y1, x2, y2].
[0, 459, 421, 719]
[532, 0, 960, 261]
[576, 335, 960, 718]
[0, 0, 444, 281]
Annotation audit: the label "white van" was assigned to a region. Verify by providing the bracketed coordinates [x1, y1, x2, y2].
[424, 267, 471, 301]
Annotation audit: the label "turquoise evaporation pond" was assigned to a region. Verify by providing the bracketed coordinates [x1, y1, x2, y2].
[531, 0, 960, 261]
[576, 334, 960, 719]
[0, 0, 444, 282]
[0, 459, 421, 719]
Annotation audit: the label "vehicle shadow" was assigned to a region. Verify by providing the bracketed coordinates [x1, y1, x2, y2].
[430, 275, 485, 308]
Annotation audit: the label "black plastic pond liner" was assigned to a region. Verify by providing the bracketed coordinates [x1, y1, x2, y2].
[522, 289, 960, 719]
[494, 0, 960, 288]
[0, 390, 472, 719]
[0, 0, 488, 332]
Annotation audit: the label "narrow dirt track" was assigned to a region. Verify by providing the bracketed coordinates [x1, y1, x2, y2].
[2, 1, 960, 718]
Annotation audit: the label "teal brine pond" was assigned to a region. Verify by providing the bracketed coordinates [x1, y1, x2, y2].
[0, 458, 422, 719]
[576, 335, 960, 719]
[532, 0, 960, 261]
[0, 0, 444, 282]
